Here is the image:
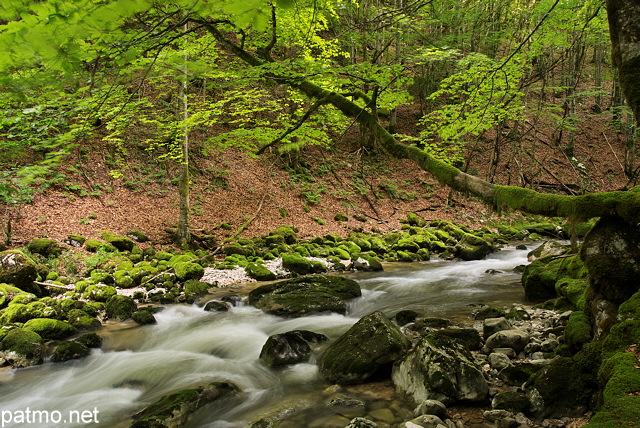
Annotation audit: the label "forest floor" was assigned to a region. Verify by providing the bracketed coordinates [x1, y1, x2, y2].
[4, 102, 633, 248]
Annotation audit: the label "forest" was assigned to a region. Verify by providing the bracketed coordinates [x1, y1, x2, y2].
[1, 0, 640, 427]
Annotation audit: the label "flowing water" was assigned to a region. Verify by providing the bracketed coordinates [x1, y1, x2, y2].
[0, 244, 535, 427]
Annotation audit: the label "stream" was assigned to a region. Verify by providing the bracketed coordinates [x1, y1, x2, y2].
[0, 244, 534, 427]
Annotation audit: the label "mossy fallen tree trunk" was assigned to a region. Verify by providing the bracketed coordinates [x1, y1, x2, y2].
[203, 22, 640, 224]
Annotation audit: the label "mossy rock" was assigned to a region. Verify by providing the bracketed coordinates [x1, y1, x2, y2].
[23, 318, 78, 340]
[532, 354, 598, 418]
[393, 238, 421, 253]
[127, 230, 149, 242]
[0, 301, 58, 324]
[0, 250, 39, 294]
[101, 231, 135, 252]
[592, 351, 640, 427]
[281, 253, 311, 275]
[223, 243, 256, 257]
[85, 239, 117, 253]
[564, 311, 592, 351]
[309, 260, 328, 273]
[105, 295, 137, 321]
[269, 226, 298, 245]
[319, 311, 410, 385]
[497, 225, 528, 241]
[174, 262, 205, 281]
[154, 251, 174, 261]
[248, 274, 361, 317]
[404, 212, 427, 227]
[75, 332, 102, 348]
[455, 233, 495, 261]
[82, 284, 117, 302]
[51, 341, 90, 362]
[246, 263, 277, 281]
[67, 309, 102, 330]
[0, 283, 28, 309]
[491, 391, 530, 413]
[0, 328, 44, 367]
[331, 247, 351, 261]
[132, 310, 156, 325]
[334, 213, 348, 222]
[131, 382, 240, 428]
[183, 280, 210, 301]
[27, 238, 64, 257]
[65, 234, 86, 247]
[351, 255, 383, 272]
[89, 269, 115, 284]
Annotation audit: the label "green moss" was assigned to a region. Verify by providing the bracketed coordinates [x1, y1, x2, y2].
[0, 328, 43, 366]
[105, 295, 137, 321]
[23, 318, 78, 340]
[174, 262, 205, 281]
[66, 309, 101, 330]
[282, 253, 311, 275]
[183, 280, 210, 301]
[269, 226, 298, 244]
[564, 311, 592, 351]
[27, 238, 63, 257]
[132, 310, 156, 325]
[245, 263, 277, 281]
[591, 352, 640, 427]
[617, 290, 640, 321]
[334, 213, 348, 222]
[82, 284, 117, 302]
[51, 341, 90, 362]
[85, 239, 117, 253]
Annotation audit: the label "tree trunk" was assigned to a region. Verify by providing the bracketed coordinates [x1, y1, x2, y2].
[176, 22, 190, 248]
[606, 0, 640, 127]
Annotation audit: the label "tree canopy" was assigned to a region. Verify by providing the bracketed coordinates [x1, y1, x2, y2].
[1, 0, 639, 227]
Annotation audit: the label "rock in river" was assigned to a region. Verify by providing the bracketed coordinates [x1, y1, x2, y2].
[247, 274, 361, 317]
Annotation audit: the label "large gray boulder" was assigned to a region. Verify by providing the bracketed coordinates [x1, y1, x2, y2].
[318, 311, 410, 385]
[248, 274, 361, 317]
[392, 334, 488, 405]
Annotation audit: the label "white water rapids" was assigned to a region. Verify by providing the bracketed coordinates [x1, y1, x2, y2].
[0, 244, 534, 427]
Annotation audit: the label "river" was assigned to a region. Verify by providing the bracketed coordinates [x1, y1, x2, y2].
[0, 244, 534, 427]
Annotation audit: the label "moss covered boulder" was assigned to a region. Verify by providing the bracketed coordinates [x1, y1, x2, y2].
[51, 341, 91, 362]
[281, 253, 311, 275]
[0, 283, 28, 309]
[0, 250, 39, 295]
[0, 328, 44, 367]
[318, 311, 409, 385]
[245, 263, 277, 281]
[27, 238, 64, 257]
[455, 233, 495, 261]
[174, 262, 205, 281]
[248, 274, 361, 317]
[392, 334, 488, 405]
[101, 231, 135, 252]
[131, 382, 240, 427]
[67, 309, 102, 330]
[105, 295, 137, 321]
[132, 310, 157, 325]
[23, 318, 78, 340]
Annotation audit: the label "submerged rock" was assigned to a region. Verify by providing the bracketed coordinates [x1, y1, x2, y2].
[318, 311, 410, 385]
[131, 382, 240, 427]
[248, 274, 361, 317]
[392, 334, 488, 405]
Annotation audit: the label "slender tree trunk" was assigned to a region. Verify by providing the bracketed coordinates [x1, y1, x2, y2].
[176, 22, 190, 248]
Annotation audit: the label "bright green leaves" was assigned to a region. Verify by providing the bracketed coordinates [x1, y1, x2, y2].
[418, 52, 528, 164]
[276, 0, 296, 9]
